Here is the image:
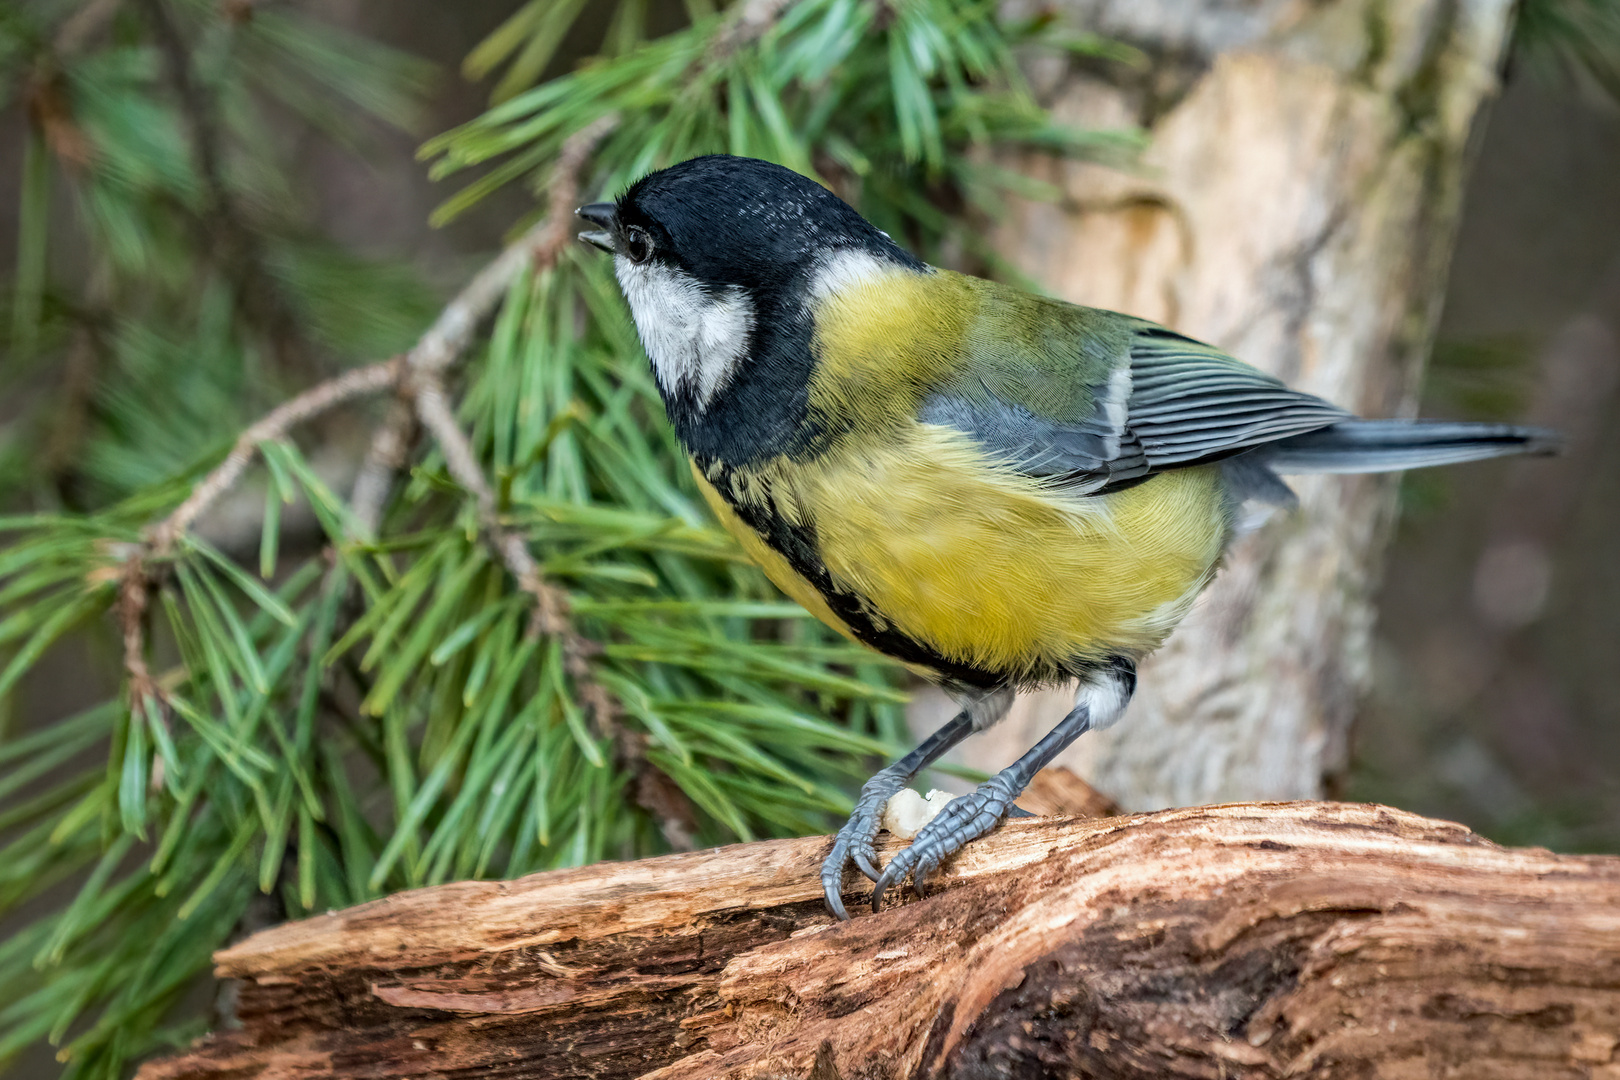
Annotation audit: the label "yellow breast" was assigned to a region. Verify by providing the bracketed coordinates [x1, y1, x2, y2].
[694, 423, 1230, 685]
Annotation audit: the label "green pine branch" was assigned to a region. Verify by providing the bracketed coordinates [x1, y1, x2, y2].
[1518, 0, 1620, 104]
[0, 1, 1149, 1076]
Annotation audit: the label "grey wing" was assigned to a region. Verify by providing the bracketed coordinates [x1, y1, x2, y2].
[1124, 327, 1349, 467]
[920, 324, 1348, 495]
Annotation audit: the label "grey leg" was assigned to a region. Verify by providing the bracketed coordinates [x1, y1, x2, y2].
[821, 686, 1012, 919]
[820, 709, 973, 920]
[870, 661, 1135, 911]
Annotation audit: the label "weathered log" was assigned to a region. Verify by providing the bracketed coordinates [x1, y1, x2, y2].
[141, 801, 1620, 1080]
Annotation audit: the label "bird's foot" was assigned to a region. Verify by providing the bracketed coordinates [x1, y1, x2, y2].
[870, 774, 1021, 912]
[821, 767, 916, 919]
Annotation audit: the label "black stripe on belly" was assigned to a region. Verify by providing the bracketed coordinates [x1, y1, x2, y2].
[699, 458, 1005, 691]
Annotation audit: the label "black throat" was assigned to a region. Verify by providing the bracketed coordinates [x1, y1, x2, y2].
[657, 280, 822, 466]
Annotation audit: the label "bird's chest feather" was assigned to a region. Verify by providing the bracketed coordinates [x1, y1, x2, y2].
[693, 424, 1231, 684]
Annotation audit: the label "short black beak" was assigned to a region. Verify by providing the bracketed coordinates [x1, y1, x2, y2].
[577, 203, 617, 253]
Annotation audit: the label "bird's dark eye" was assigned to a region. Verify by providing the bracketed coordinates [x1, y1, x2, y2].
[624, 226, 653, 264]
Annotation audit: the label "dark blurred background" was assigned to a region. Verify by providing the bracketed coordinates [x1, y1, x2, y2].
[1349, 58, 1620, 853]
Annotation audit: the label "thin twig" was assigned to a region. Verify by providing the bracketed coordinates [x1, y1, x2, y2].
[119, 358, 400, 749]
[411, 375, 567, 636]
[116, 551, 173, 793]
[348, 398, 416, 535]
[118, 560, 156, 701]
[411, 371, 672, 839]
[395, 116, 693, 847]
[148, 358, 403, 554]
[145, 115, 615, 557]
[419, 115, 615, 378]
[350, 115, 617, 532]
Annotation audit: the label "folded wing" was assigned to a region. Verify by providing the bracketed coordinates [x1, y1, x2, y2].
[922, 320, 1346, 494]
[920, 319, 1555, 497]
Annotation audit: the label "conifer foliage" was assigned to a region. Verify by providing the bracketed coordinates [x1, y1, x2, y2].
[0, 1, 1130, 1074]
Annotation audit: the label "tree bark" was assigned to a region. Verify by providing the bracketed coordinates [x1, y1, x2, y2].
[924, 0, 1519, 808]
[140, 800, 1620, 1080]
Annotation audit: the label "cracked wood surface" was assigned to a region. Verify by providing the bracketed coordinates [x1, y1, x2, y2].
[928, 0, 1522, 809]
[140, 801, 1620, 1080]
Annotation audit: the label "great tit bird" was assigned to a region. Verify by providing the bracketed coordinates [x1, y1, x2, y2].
[576, 154, 1555, 919]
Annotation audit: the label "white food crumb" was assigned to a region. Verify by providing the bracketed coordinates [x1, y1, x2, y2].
[879, 788, 955, 839]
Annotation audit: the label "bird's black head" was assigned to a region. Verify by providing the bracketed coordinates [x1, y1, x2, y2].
[577, 155, 924, 463]
[603, 155, 916, 287]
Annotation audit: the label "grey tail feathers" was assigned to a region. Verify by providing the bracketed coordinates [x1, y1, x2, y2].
[1260, 419, 1561, 475]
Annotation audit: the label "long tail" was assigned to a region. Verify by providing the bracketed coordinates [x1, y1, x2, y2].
[1262, 419, 1560, 474]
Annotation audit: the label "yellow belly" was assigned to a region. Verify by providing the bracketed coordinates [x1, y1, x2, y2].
[694, 424, 1230, 683]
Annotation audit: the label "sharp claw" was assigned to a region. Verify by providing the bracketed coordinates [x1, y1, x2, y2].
[911, 848, 945, 898]
[870, 862, 905, 913]
[822, 836, 853, 919]
[853, 848, 882, 882]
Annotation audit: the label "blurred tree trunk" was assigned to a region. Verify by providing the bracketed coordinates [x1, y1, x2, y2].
[937, 0, 1519, 809]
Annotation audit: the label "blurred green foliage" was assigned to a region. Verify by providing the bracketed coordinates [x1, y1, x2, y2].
[1, 0, 441, 510]
[1518, 0, 1620, 104]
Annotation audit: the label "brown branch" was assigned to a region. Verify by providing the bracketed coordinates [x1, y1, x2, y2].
[137, 114, 615, 558]
[411, 365, 694, 849]
[410, 374, 565, 634]
[383, 115, 691, 846]
[344, 112, 603, 627]
[147, 358, 404, 555]
[117, 357, 396, 679]
[350, 114, 617, 532]
[115, 549, 175, 791]
[346, 397, 416, 537]
[114, 359, 402, 736]
[117, 558, 156, 703]
[416, 115, 615, 378]
[138, 800, 1620, 1080]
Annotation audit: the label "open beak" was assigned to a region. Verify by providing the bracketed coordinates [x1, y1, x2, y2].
[577, 203, 617, 253]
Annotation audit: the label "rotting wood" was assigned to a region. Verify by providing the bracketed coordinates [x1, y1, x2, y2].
[140, 798, 1620, 1080]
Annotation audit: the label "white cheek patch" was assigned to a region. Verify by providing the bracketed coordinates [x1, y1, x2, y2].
[616, 258, 753, 407]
